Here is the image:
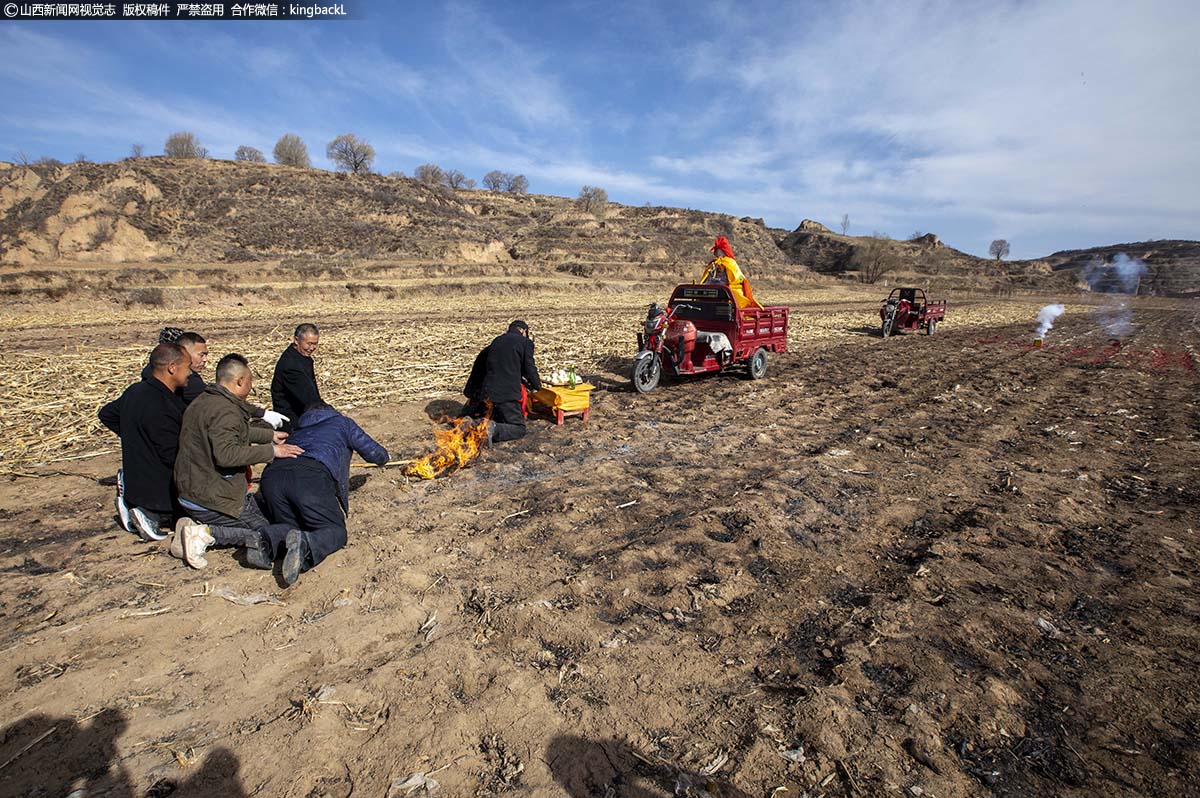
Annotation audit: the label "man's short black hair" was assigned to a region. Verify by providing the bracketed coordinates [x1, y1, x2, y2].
[294, 323, 319, 338]
[215, 353, 249, 383]
[149, 342, 187, 369]
[303, 401, 335, 415]
[508, 320, 529, 335]
[176, 331, 206, 347]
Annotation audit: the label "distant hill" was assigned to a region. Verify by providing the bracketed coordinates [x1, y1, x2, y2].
[0, 158, 789, 276]
[1038, 240, 1200, 296]
[775, 222, 1199, 296]
[1, 158, 1195, 295]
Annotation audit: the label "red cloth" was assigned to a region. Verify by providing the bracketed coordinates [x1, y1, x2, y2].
[711, 236, 734, 259]
[521, 384, 530, 417]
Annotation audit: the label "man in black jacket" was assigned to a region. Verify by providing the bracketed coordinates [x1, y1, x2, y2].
[271, 323, 322, 433]
[99, 343, 191, 540]
[137, 332, 289, 426]
[463, 320, 542, 442]
[139, 331, 208, 405]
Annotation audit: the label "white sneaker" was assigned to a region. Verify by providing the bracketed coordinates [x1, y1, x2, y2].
[114, 470, 132, 532]
[169, 516, 193, 560]
[130, 507, 168, 541]
[182, 524, 216, 569]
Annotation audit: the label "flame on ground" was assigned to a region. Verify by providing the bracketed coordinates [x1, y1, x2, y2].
[404, 415, 491, 480]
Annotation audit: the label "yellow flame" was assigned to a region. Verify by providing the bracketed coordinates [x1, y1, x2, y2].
[404, 414, 491, 480]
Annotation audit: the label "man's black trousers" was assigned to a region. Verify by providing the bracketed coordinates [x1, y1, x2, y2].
[258, 457, 347, 570]
[464, 398, 527, 442]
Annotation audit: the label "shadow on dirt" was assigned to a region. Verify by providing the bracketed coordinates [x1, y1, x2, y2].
[588, 373, 634, 393]
[547, 734, 750, 798]
[0, 708, 247, 797]
[423, 398, 465, 420]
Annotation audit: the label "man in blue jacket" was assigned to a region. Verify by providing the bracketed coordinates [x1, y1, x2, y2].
[258, 403, 389, 585]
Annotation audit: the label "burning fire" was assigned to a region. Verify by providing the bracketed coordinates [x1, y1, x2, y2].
[404, 414, 491, 480]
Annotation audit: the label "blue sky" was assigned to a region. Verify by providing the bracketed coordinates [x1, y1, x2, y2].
[1, 0, 1197, 259]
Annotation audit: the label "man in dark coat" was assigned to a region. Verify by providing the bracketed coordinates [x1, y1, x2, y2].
[463, 320, 542, 442]
[271, 323, 322, 433]
[138, 332, 288, 426]
[99, 343, 191, 540]
[173, 354, 302, 569]
[139, 331, 207, 405]
[258, 403, 389, 585]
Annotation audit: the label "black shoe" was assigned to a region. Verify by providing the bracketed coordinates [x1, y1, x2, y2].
[244, 531, 273, 570]
[282, 528, 307, 586]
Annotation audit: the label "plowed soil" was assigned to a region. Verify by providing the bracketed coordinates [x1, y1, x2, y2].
[1, 295, 1198, 798]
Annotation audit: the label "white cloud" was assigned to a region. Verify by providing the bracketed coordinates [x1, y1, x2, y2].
[659, 0, 1200, 256]
[438, 1, 574, 128]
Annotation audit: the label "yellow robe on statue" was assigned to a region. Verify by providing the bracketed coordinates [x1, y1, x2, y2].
[700, 256, 762, 309]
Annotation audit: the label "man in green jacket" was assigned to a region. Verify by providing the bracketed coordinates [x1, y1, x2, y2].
[172, 353, 303, 569]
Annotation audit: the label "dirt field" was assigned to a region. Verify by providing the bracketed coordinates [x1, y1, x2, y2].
[1, 282, 1198, 798]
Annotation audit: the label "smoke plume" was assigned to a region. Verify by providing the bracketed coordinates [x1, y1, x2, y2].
[1082, 252, 1146, 339]
[1035, 303, 1065, 339]
[1082, 252, 1146, 294]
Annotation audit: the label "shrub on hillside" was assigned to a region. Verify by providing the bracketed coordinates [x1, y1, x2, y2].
[414, 163, 445, 186]
[235, 146, 266, 163]
[327, 133, 375, 174]
[164, 132, 207, 158]
[576, 185, 608, 215]
[482, 170, 506, 191]
[444, 169, 475, 189]
[273, 134, 311, 167]
[505, 174, 529, 193]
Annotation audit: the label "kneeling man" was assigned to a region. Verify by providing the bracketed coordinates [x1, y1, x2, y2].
[99, 343, 191, 540]
[173, 354, 302, 568]
[258, 403, 388, 585]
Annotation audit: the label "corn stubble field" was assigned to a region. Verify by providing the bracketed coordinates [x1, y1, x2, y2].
[0, 261, 1198, 798]
[1, 264, 1051, 470]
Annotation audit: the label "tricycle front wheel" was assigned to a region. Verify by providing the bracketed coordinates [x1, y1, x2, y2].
[746, 347, 768, 380]
[631, 353, 661, 393]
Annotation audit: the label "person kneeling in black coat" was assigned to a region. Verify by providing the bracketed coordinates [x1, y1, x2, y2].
[99, 343, 191, 540]
[462, 320, 542, 442]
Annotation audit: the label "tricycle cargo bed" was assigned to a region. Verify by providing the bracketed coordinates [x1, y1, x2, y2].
[923, 300, 947, 320]
[734, 306, 789, 356]
[668, 284, 789, 356]
[632, 283, 789, 393]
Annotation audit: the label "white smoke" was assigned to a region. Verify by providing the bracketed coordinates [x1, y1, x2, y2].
[1097, 299, 1135, 338]
[1083, 252, 1146, 294]
[1035, 303, 1066, 339]
[1083, 253, 1146, 339]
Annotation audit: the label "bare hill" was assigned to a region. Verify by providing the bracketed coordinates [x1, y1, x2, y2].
[778, 224, 1200, 296]
[0, 158, 789, 274]
[776, 224, 1078, 293]
[2, 158, 1196, 295]
[1040, 240, 1200, 296]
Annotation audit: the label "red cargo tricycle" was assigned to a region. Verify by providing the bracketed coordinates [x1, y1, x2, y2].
[880, 287, 947, 337]
[632, 284, 789, 393]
